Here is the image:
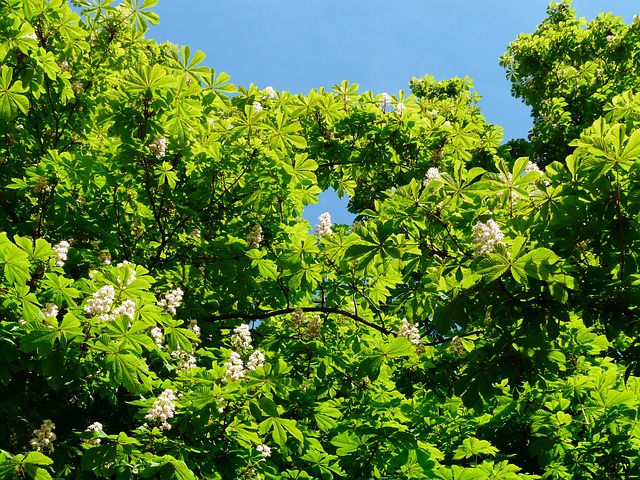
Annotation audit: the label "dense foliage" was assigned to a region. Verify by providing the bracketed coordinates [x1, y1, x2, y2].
[1, 0, 640, 478]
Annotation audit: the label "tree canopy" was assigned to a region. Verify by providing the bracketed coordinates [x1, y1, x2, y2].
[1, 1, 640, 478]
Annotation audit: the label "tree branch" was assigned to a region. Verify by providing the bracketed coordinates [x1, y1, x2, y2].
[203, 306, 392, 335]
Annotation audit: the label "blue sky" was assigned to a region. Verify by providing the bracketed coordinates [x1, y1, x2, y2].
[147, 0, 638, 226]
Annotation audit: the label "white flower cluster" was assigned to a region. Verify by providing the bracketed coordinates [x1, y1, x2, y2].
[188, 319, 201, 338]
[144, 389, 177, 432]
[395, 102, 407, 116]
[380, 92, 392, 110]
[253, 101, 263, 113]
[224, 351, 245, 381]
[397, 318, 421, 345]
[472, 219, 505, 256]
[524, 161, 542, 175]
[606, 34, 616, 43]
[257, 443, 272, 459]
[424, 167, 441, 186]
[157, 287, 184, 315]
[225, 324, 266, 380]
[41, 303, 59, 319]
[149, 136, 167, 159]
[232, 324, 253, 351]
[171, 348, 197, 371]
[30, 420, 56, 452]
[246, 349, 265, 371]
[71, 81, 84, 94]
[98, 252, 112, 265]
[84, 421, 103, 445]
[111, 299, 136, 320]
[264, 86, 276, 99]
[84, 285, 116, 321]
[290, 308, 323, 340]
[116, 260, 137, 286]
[150, 326, 164, 348]
[316, 212, 333, 237]
[53, 241, 70, 267]
[247, 224, 263, 248]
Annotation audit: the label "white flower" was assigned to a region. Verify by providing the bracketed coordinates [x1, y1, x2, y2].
[144, 389, 177, 432]
[247, 224, 263, 248]
[524, 161, 542, 175]
[116, 260, 136, 286]
[424, 167, 441, 186]
[253, 101, 263, 113]
[257, 443, 272, 459]
[84, 422, 103, 445]
[395, 102, 407, 116]
[112, 299, 136, 320]
[606, 34, 616, 43]
[380, 92, 392, 110]
[149, 136, 167, 159]
[157, 287, 184, 315]
[316, 212, 333, 237]
[429, 109, 439, 117]
[31, 420, 56, 452]
[264, 86, 276, 99]
[305, 315, 322, 340]
[397, 318, 420, 345]
[188, 319, 201, 338]
[150, 327, 164, 348]
[472, 219, 505, 256]
[190, 228, 201, 239]
[52, 240, 70, 267]
[59, 60, 69, 72]
[246, 349, 265, 371]
[443, 120, 451, 126]
[98, 252, 112, 265]
[224, 351, 245, 381]
[71, 81, 84, 94]
[171, 348, 197, 371]
[232, 324, 252, 351]
[84, 285, 116, 321]
[41, 303, 59, 319]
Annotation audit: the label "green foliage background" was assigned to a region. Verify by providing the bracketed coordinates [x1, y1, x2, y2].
[1, 0, 640, 478]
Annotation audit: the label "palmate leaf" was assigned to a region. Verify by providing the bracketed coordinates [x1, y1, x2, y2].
[0, 241, 30, 285]
[0, 66, 29, 120]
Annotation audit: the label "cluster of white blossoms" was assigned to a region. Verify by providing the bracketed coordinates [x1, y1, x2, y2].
[116, 260, 137, 286]
[188, 319, 201, 338]
[225, 324, 265, 380]
[84, 285, 116, 320]
[232, 324, 253, 351]
[41, 303, 59, 320]
[316, 212, 333, 237]
[71, 80, 84, 94]
[256, 443, 272, 459]
[395, 102, 407, 116]
[424, 167, 441, 186]
[253, 101, 263, 113]
[606, 34, 616, 43]
[30, 420, 56, 452]
[224, 351, 245, 381]
[246, 350, 265, 371]
[150, 326, 164, 348]
[98, 252, 111, 265]
[149, 136, 167, 159]
[472, 219, 505, 256]
[524, 161, 543, 175]
[171, 347, 197, 371]
[52, 240, 70, 267]
[247, 224, 263, 248]
[397, 318, 421, 345]
[380, 92, 392, 110]
[144, 389, 177, 432]
[111, 299, 136, 321]
[290, 308, 323, 340]
[84, 422, 103, 445]
[448, 335, 466, 357]
[157, 287, 184, 315]
[264, 86, 276, 99]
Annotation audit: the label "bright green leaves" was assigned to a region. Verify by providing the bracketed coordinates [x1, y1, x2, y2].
[0, 451, 54, 480]
[124, 64, 174, 95]
[122, 0, 161, 32]
[155, 161, 178, 188]
[0, 66, 29, 120]
[259, 417, 304, 447]
[0, 238, 30, 286]
[453, 437, 498, 460]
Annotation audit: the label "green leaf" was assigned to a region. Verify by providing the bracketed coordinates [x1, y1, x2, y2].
[23, 452, 53, 466]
